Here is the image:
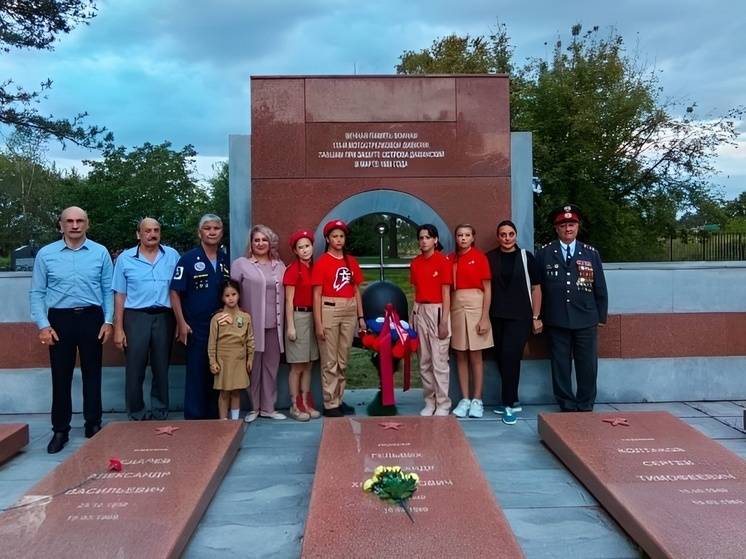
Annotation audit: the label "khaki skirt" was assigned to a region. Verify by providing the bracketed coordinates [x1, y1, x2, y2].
[285, 311, 320, 363]
[450, 289, 494, 351]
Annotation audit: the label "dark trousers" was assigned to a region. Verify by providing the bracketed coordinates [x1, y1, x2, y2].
[546, 325, 598, 411]
[491, 317, 532, 406]
[123, 309, 175, 420]
[184, 329, 218, 420]
[47, 306, 104, 433]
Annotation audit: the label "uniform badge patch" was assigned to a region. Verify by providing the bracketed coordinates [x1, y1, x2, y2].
[333, 266, 352, 292]
[194, 261, 206, 272]
[173, 266, 184, 280]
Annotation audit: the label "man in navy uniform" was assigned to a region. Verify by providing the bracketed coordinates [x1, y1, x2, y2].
[536, 205, 608, 411]
[170, 214, 230, 419]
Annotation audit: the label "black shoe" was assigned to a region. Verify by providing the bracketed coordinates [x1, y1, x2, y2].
[85, 424, 102, 438]
[323, 407, 343, 417]
[47, 432, 69, 454]
[340, 401, 356, 415]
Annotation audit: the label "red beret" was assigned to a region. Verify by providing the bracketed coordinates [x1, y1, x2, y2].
[289, 229, 314, 249]
[323, 219, 349, 237]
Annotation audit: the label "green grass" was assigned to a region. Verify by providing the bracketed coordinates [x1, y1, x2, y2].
[347, 348, 422, 389]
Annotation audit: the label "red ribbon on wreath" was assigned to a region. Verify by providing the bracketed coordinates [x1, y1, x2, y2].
[376, 304, 412, 406]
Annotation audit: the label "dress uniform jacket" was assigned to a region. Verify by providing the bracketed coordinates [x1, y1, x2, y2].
[536, 240, 608, 329]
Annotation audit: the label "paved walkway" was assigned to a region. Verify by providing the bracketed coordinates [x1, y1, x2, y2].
[1, 391, 744, 558]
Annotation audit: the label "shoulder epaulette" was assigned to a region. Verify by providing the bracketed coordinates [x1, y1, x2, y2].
[583, 243, 597, 252]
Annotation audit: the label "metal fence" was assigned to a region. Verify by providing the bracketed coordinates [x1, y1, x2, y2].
[658, 233, 746, 262]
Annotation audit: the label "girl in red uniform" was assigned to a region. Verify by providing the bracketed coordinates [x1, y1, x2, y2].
[284, 230, 321, 421]
[311, 219, 366, 417]
[449, 224, 493, 418]
[410, 224, 452, 416]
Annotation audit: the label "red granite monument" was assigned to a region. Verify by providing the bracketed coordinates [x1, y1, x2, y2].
[539, 411, 746, 559]
[0, 420, 242, 559]
[302, 416, 524, 558]
[0, 423, 28, 464]
[251, 75, 511, 260]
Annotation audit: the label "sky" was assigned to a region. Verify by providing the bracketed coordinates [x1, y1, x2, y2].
[2, 0, 745, 197]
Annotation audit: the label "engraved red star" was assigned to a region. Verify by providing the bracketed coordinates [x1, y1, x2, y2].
[155, 425, 180, 436]
[378, 422, 403, 430]
[602, 417, 630, 427]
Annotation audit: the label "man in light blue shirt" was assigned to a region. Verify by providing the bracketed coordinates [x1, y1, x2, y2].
[29, 206, 114, 453]
[112, 217, 180, 420]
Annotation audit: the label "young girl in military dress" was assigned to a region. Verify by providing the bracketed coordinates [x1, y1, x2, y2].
[208, 280, 255, 420]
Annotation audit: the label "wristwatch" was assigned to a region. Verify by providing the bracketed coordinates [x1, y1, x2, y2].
[532, 315, 541, 320]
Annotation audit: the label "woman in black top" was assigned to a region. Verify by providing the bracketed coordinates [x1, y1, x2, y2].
[486, 220, 543, 425]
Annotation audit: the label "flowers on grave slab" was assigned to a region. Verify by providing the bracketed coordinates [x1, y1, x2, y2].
[363, 465, 420, 522]
[107, 457, 123, 472]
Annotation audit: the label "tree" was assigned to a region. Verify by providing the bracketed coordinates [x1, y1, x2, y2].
[208, 160, 230, 247]
[57, 142, 209, 251]
[397, 24, 742, 260]
[397, 25, 513, 76]
[1, 0, 109, 147]
[0, 127, 64, 252]
[516, 25, 740, 259]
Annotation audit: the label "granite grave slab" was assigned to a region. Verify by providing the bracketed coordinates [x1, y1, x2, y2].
[539, 411, 746, 559]
[302, 416, 524, 558]
[0, 423, 28, 464]
[0, 420, 242, 558]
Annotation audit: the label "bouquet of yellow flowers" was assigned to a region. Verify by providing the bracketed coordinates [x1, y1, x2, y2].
[362, 465, 420, 522]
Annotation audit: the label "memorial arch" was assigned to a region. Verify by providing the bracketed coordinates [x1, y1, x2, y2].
[314, 189, 453, 255]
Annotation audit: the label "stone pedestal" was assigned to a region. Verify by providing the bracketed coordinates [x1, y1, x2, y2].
[0, 423, 28, 464]
[0, 420, 243, 558]
[302, 416, 524, 557]
[539, 411, 746, 559]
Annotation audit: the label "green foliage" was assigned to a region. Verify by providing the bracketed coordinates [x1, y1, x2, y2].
[347, 214, 418, 258]
[397, 24, 742, 261]
[55, 142, 210, 251]
[0, 128, 64, 251]
[208, 161, 230, 247]
[397, 23, 513, 75]
[1, 0, 108, 147]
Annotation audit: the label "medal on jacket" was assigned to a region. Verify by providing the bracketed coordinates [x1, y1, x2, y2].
[576, 260, 594, 292]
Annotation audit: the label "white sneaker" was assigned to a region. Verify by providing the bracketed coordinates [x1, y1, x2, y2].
[434, 403, 451, 417]
[244, 411, 259, 423]
[452, 399, 471, 418]
[260, 411, 287, 420]
[468, 399, 484, 418]
[420, 403, 436, 416]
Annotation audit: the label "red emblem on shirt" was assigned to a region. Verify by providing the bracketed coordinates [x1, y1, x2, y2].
[333, 266, 353, 292]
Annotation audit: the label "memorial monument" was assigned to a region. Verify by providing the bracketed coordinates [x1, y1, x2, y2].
[302, 416, 524, 557]
[0, 420, 242, 558]
[249, 75, 513, 260]
[539, 411, 746, 558]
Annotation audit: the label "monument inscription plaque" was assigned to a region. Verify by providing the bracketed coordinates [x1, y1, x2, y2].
[0, 423, 29, 464]
[0, 420, 243, 559]
[538, 411, 746, 559]
[301, 416, 524, 558]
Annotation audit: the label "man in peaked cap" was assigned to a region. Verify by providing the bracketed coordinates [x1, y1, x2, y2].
[535, 204, 608, 411]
